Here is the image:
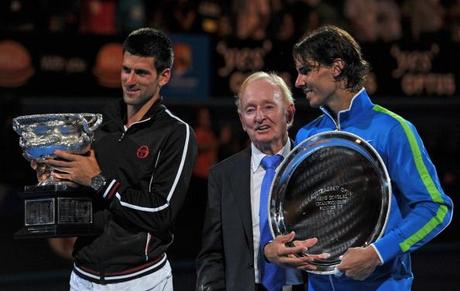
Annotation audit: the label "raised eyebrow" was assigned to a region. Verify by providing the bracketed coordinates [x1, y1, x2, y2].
[298, 66, 311, 75]
[263, 101, 276, 106]
[242, 104, 256, 111]
[134, 68, 150, 75]
[121, 66, 150, 75]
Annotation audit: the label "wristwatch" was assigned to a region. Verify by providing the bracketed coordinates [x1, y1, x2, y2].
[90, 174, 107, 193]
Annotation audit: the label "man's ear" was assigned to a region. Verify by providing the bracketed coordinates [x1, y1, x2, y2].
[332, 59, 345, 77]
[286, 103, 295, 127]
[159, 68, 171, 86]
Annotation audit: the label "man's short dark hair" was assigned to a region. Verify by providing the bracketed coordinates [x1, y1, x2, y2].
[293, 25, 370, 92]
[123, 27, 174, 72]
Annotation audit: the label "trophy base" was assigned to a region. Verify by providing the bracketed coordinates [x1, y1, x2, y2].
[15, 184, 100, 239]
[15, 224, 100, 239]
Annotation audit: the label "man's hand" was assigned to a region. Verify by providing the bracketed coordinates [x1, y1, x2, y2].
[44, 149, 101, 187]
[30, 160, 50, 183]
[336, 246, 382, 280]
[264, 231, 330, 271]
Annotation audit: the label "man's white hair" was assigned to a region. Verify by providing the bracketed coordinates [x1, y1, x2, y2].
[235, 71, 295, 127]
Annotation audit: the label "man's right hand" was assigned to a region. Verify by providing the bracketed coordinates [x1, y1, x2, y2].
[263, 231, 330, 271]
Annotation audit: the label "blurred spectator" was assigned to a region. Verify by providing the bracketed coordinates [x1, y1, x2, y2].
[44, 0, 80, 33]
[234, 0, 271, 40]
[0, 0, 451, 44]
[192, 107, 218, 180]
[344, 0, 379, 42]
[165, 0, 201, 33]
[195, 0, 228, 36]
[303, 0, 344, 33]
[197, 0, 220, 34]
[217, 122, 242, 161]
[116, 0, 146, 34]
[287, 0, 344, 40]
[270, 0, 296, 41]
[402, 0, 445, 40]
[376, 0, 402, 42]
[287, 1, 315, 39]
[145, 1, 168, 32]
[447, 0, 460, 42]
[0, 0, 40, 32]
[216, 13, 234, 38]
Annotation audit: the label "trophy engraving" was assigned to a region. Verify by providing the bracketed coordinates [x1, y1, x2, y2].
[13, 113, 103, 238]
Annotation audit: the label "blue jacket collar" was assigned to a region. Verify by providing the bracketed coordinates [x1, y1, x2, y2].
[319, 88, 374, 130]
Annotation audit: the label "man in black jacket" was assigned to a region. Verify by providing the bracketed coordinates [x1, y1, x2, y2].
[44, 28, 197, 290]
[196, 72, 327, 291]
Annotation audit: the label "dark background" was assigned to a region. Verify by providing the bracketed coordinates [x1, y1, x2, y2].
[1, 0, 459, 290]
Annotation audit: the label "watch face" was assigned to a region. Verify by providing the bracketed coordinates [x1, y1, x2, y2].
[91, 175, 106, 192]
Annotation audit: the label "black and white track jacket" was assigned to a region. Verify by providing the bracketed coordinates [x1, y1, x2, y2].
[73, 99, 197, 284]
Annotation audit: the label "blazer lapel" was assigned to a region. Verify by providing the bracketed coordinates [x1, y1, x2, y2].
[230, 147, 253, 248]
[228, 141, 293, 250]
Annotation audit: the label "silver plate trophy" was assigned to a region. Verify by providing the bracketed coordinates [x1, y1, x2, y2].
[13, 113, 103, 238]
[269, 131, 391, 274]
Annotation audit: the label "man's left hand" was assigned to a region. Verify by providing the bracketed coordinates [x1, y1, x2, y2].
[336, 246, 382, 281]
[264, 231, 330, 271]
[44, 149, 101, 187]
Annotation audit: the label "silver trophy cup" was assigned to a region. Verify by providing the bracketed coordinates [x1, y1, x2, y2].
[12, 113, 103, 238]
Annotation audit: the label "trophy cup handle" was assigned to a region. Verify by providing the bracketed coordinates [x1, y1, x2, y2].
[81, 113, 103, 133]
[12, 117, 22, 135]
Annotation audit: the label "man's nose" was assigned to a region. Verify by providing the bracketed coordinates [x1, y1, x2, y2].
[255, 107, 265, 121]
[295, 74, 305, 88]
[126, 72, 137, 84]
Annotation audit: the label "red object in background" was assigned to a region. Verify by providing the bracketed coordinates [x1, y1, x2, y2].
[93, 42, 123, 88]
[0, 40, 34, 87]
[80, 0, 116, 35]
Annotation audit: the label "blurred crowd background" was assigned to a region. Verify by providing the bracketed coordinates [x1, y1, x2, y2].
[2, 0, 460, 43]
[1, 0, 459, 290]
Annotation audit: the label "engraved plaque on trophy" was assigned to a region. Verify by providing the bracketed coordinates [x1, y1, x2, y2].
[12, 113, 103, 238]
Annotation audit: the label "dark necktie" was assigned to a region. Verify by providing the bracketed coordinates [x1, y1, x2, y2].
[259, 154, 284, 291]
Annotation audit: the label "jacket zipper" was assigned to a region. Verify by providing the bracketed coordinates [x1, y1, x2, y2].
[118, 131, 126, 142]
[118, 118, 152, 142]
[322, 109, 341, 130]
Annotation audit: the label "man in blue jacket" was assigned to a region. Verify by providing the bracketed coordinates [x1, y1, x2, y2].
[264, 25, 453, 290]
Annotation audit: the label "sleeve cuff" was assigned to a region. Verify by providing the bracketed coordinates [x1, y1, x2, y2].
[100, 178, 120, 201]
[372, 231, 403, 264]
[370, 244, 384, 265]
